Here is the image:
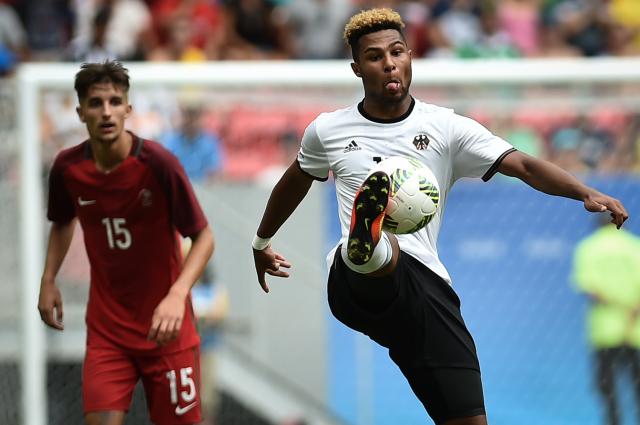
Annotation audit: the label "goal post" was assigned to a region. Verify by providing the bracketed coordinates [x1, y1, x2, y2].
[15, 58, 640, 425]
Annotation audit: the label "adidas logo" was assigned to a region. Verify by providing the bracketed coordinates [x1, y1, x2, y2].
[343, 140, 361, 153]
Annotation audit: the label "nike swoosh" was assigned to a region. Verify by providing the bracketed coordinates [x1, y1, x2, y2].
[77, 197, 96, 206]
[175, 401, 197, 416]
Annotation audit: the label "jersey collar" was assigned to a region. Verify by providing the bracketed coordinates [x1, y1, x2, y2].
[357, 97, 415, 124]
[83, 131, 144, 159]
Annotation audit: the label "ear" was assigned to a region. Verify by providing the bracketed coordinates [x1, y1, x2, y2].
[351, 62, 362, 78]
[125, 103, 132, 119]
[76, 106, 85, 123]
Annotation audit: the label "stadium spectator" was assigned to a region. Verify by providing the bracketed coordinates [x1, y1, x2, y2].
[252, 8, 628, 425]
[578, 116, 616, 171]
[549, 117, 587, 173]
[626, 113, 640, 173]
[181, 235, 229, 425]
[151, 0, 223, 60]
[428, 0, 482, 58]
[495, 114, 545, 158]
[535, 20, 582, 57]
[0, 0, 28, 75]
[73, 0, 155, 61]
[219, 0, 295, 60]
[191, 278, 229, 425]
[458, 2, 520, 58]
[573, 214, 640, 425]
[607, 0, 640, 56]
[285, 0, 351, 59]
[496, 0, 540, 56]
[395, 1, 434, 58]
[542, 0, 612, 57]
[161, 98, 224, 183]
[66, 5, 118, 63]
[38, 61, 214, 425]
[147, 13, 208, 62]
[15, 0, 72, 60]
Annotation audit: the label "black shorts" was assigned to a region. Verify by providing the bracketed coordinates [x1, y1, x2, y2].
[327, 250, 485, 424]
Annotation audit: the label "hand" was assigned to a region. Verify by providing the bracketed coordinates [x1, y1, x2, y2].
[38, 279, 64, 331]
[148, 289, 186, 346]
[583, 191, 629, 229]
[253, 246, 291, 293]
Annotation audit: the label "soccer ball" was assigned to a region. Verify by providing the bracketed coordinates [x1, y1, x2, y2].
[375, 156, 440, 234]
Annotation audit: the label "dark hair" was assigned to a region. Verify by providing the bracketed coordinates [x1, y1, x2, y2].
[74, 61, 130, 101]
[343, 8, 406, 60]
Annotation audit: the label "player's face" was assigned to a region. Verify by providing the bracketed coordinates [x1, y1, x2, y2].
[351, 29, 412, 105]
[76, 82, 131, 145]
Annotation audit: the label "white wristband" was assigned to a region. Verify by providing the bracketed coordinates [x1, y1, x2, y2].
[252, 235, 272, 251]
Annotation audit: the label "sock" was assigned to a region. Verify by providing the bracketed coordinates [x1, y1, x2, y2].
[341, 232, 392, 274]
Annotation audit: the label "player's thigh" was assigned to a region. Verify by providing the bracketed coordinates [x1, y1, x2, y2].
[83, 346, 139, 415]
[401, 365, 486, 425]
[138, 346, 202, 425]
[442, 415, 488, 425]
[85, 411, 126, 425]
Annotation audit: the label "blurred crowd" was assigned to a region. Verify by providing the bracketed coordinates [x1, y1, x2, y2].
[1, 0, 640, 72]
[2, 0, 640, 178]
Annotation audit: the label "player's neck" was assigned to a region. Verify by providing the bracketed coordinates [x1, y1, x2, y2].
[90, 131, 133, 173]
[362, 95, 413, 121]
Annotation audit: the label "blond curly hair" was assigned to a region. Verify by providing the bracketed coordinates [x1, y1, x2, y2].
[343, 8, 405, 53]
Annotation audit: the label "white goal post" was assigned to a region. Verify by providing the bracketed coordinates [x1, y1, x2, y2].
[16, 58, 640, 425]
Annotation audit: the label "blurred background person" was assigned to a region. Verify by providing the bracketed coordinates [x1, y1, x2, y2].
[66, 4, 117, 62]
[285, 0, 351, 59]
[0, 0, 28, 75]
[192, 278, 229, 425]
[15, 0, 72, 60]
[182, 237, 229, 425]
[73, 0, 155, 61]
[151, 0, 223, 60]
[219, 0, 295, 60]
[542, 0, 613, 57]
[606, 0, 640, 56]
[573, 214, 640, 425]
[161, 96, 224, 183]
[147, 12, 208, 62]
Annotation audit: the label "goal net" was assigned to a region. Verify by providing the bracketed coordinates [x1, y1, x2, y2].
[7, 58, 640, 425]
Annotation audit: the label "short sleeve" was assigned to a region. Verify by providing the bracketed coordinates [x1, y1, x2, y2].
[47, 159, 76, 223]
[297, 119, 329, 181]
[450, 113, 515, 182]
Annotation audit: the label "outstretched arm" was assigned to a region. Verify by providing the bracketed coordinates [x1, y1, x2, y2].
[253, 159, 315, 293]
[39, 219, 76, 330]
[498, 151, 628, 228]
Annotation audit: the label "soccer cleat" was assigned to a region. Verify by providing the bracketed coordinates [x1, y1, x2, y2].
[347, 171, 390, 265]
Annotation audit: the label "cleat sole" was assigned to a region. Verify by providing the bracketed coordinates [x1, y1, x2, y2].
[346, 171, 390, 265]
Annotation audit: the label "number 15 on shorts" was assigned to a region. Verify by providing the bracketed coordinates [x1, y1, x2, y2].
[166, 367, 197, 415]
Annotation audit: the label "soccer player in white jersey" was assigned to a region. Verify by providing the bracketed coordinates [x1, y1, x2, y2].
[252, 8, 629, 425]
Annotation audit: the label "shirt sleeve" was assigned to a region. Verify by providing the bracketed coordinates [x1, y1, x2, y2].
[296, 119, 329, 181]
[46, 158, 76, 223]
[449, 113, 515, 182]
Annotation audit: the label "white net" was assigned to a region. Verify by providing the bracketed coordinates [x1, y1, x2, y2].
[6, 60, 640, 425]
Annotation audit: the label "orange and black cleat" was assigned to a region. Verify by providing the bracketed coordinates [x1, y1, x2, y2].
[347, 171, 390, 265]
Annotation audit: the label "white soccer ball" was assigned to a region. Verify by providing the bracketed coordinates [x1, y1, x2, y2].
[374, 156, 440, 234]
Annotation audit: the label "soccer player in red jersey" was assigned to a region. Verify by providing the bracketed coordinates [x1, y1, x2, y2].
[37, 61, 214, 425]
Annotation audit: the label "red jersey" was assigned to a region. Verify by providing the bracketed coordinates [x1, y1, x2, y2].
[47, 134, 207, 355]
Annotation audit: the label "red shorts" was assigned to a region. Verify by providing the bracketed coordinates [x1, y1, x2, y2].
[83, 345, 202, 425]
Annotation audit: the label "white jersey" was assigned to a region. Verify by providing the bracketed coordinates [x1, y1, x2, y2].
[297, 98, 515, 285]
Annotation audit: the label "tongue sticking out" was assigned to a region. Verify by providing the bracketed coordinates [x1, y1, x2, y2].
[386, 81, 400, 92]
